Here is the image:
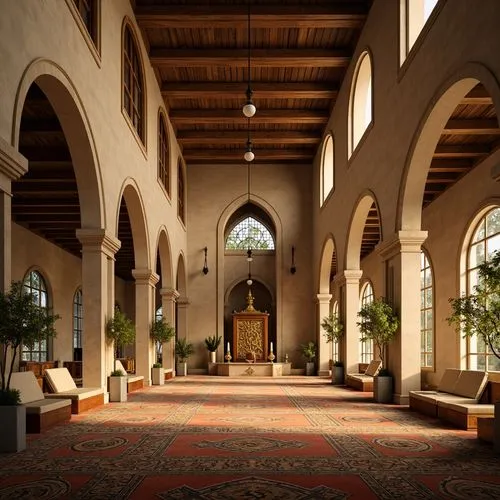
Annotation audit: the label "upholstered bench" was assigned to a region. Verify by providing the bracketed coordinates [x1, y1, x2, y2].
[115, 360, 144, 392]
[346, 360, 382, 392]
[10, 371, 72, 433]
[44, 367, 105, 414]
[477, 416, 495, 443]
[437, 401, 494, 430]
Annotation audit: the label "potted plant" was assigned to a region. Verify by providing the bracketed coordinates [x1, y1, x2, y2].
[175, 338, 195, 377]
[105, 306, 135, 362]
[321, 313, 344, 385]
[0, 281, 59, 452]
[300, 341, 316, 376]
[357, 298, 399, 403]
[150, 318, 175, 385]
[447, 250, 500, 452]
[109, 368, 127, 402]
[204, 333, 222, 364]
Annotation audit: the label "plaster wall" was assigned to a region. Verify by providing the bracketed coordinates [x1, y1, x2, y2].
[187, 163, 313, 370]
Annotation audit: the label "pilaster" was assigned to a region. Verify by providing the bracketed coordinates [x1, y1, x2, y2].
[316, 293, 332, 376]
[160, 287, 180, 372]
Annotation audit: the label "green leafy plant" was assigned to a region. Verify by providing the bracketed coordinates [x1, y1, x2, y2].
[0, 388, 21, 405]
[357, 298, 399, 369]
[333, 360, 344, 367]
[110, 369, 125, 377]
[447, 250, 500, 362]
[175, 338, 195, 362]
[152, 363, 162, 369]
[0, 281, 60, 403]
[300, 341, 316, 362]
[204, 333, 222, 352]
[106, 307, 135, 357]
[150, 318, 175, 364]
[321, 314, 344, 344]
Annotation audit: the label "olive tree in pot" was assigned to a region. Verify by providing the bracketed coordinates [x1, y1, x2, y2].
[300, 341, 317, 376]
[357, 298, 399, 403]
[150, 318, 175, 385]
[321, 314, 344, 385]
[0, 281, 59, 452]
[175, 338, 195, 377]
[447, 250, 500, 452]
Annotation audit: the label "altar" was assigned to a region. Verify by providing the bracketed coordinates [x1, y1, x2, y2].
[213, 362, 291, 377]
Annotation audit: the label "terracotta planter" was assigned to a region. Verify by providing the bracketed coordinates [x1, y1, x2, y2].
[0, 405, 26, 452]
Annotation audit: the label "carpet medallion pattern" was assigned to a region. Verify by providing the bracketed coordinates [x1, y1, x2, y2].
[0, 376, 499, 499]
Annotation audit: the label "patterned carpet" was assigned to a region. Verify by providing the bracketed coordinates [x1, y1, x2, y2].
[0, 376, 499, 499]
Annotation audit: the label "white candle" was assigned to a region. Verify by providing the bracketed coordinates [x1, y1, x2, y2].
[270, 342, 273, 352]
[227, 342, 230, 352]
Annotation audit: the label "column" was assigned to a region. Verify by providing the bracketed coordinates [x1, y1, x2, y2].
[76, 229, 121, 389]
[132, 269, 159, 386]
[176, 296, 189, 374]
[316, 293, 332, 376]
[160, 287, 179, 373]
[0, 138, 28, 291]
[378, 230, 427, 404]
[337, 270, 363, 375]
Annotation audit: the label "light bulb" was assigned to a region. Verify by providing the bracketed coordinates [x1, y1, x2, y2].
[246, 278, 253, 286]
[244, 149, 255, 162]
[242, 101, 256, 118]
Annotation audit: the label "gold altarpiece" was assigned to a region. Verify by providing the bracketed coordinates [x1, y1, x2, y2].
[232, 290, 269, 362]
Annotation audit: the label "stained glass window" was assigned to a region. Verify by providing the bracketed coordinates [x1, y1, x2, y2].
[226, 217, 275, 250]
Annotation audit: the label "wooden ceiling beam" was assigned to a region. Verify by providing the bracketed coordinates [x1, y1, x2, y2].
[170, 109, 328, 125]
[433, 144, 491, 157]
[19, 146, 71, 162]
[178, 130, 320, 145]
[429, 159, 472, 172]
[183, 149, 315, 161]
[443, 119, 500, 135]
[161, 82, 338, 100]
[136, 5, 367, 29]
[150, 49, 350, 68]
[461, 86, 494, 105]
[20, 117, 61, 133]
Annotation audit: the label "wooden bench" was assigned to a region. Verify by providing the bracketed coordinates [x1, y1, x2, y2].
[44, 367, 105, 414]
[477, 416, 495, 443]
[115, 360, 144, 392]
[346, 360, 382, 392]
[10, 371, 71, 433]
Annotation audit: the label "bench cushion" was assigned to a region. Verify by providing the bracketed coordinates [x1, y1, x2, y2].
[437, 368, 462, 393]
[44, 368, 77, 392]
[45, 387, 104, 401]
[127, 375, 143, 384]
[410, 391, 477, 405]
[25, 398, 71, 415]
[10, 371, 44, 404]
[365, 360, 382, 377]
[453, 370, 488, 399]
[437, 401, 495, 415]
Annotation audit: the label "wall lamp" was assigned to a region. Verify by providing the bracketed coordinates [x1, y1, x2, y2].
[290, 246, 297, 275]
[203, 246, 209, 275]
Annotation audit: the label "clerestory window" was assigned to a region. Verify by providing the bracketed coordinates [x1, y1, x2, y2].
[226, 217, 275, 250]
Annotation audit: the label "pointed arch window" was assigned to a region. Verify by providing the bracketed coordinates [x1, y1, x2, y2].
[158, 111, 170, 197]
[225, 216, 275, 250]
[178, 160, 185, 224]
[123, 22, 145, 145]
[359, 281, 374, 363]
[349, 52, 373, 157]
[320, 134, 334, 206]
[22, 270, 50, 362]
[420, 251, 434, 368]
[466, 207, 500, 371]
[73, 288, 83, 352]
[331, 301, 340, 363]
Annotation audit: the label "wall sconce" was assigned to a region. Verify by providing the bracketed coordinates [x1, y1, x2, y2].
[203, 246, 209, 275]
[290, 246, 297, 274]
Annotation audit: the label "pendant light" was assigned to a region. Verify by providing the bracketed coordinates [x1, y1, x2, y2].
[242, 0, 256, 118]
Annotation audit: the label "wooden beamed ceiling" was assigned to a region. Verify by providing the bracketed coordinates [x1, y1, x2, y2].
[135, 0, 372, 165]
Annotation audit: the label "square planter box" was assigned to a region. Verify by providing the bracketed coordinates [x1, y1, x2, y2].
[0, 405, 26, 452]
[109, 376, 127, 402]
[152, 367, 165, 385]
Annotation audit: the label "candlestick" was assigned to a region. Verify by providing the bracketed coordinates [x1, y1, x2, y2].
[270, 342, 273, 352]
[227, 342, 230, 352]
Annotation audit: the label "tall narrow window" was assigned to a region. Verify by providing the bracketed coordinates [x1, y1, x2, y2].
[226, 217, 275, 250]
[73, 289, 83, 356]
[332, 301, 339, 363]
[349, 52, 373, 157]
[158, 111, 170, 196]
[401, 0, 439, 64]
[72, 0, 99, 46]
[320, 134, 334, 206]
[420, 251, 433, 368]
[178, 160, 185, 224]
[359, 281, 374, 363]
[123, 22, 145, 144]
[467, 207, 500, 371]
[22, 271, 49, 362]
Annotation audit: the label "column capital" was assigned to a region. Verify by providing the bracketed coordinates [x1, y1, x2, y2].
[377, 230, 428, 261]
[177, 296, 189, 307]
[336, 269, 363, 286]
[132, 268, 160, 286]
[76, 228, 121, 258]
[160, 287, 180, 301]
[0, 137, 28, 186]
[316, 293, 332, 303]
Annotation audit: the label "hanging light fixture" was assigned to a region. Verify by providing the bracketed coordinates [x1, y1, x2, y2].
[202, 246, 209, 275]
[242, 0, 256, 118]
[244, 136, 255, 162]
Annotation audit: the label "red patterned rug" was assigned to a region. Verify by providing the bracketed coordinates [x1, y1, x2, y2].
[1, 376, 499, 499]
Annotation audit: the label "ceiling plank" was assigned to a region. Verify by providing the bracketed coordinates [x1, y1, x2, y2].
[433, 144, 491, 157]
[149, 49, 351, 68]
[178, 130, 320, 145]
[162, 82, 338, 100]
[170, 109, 328, 125]
[461, 86, 493, 105]
[136, 5, 367, 29]
[442, 119, 500, 135]
[183, 149, 315, 161]
[429, 159, 473, 172]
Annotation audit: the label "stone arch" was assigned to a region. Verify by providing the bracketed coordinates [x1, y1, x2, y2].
[176, 252, 187, 296]
[155, 226, 173, 288]
[12, 58, 104, 228]
[398, 63, 500, 231]
[318, 234, 336, 294]
[345, 190, 381, 270]
[116, 179, 150, 271]
[224, 275, 276, 305]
